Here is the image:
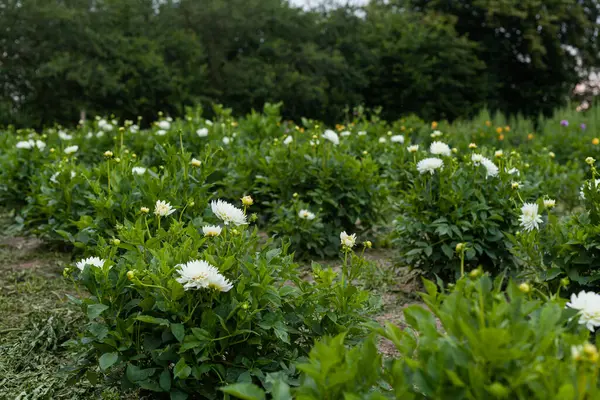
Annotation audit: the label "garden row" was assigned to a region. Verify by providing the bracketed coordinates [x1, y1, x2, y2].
[1, 103, 600, 398]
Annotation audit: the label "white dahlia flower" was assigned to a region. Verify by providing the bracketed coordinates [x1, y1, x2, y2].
[76, 256, 106, 271]
[567, 291, 600, 331]
[417, 157, 443, 175]
[519, 203, 542, 232]
[202, 225, 222, 237]
[429, 141, 451, 156]
[175, 260, 233, 292]
[211, 199, 247, 226]
[322, 130, 340, 145]
[154, 200, 176, 217]
[298, 209, 316, 220]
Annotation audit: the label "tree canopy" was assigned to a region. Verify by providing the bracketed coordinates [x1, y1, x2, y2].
[1, 0, 597, 127]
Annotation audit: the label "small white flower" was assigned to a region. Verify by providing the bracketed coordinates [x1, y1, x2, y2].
[59, 130, 73, 140]
[100, 122, 113, 132]
[205, 119, 213, 126]
[154, 200, 176, 217]
[507, 168, 519, 175]
[417, 157, 444, 175]
[322, 130, 340, 145]
[309, 140, 320, 146]
[202, 225, 222, 237]
[471, 154, 485, 164]
[519, 203, 543, 232]
[429, 141, 451, 156]
[129, 124, 139, 133]
[340, 231, 357, 248]
[35, 140, 46, 150]
[357, 131, 367, 136]
[431, 130, 443, 138]
[64, 145, 78, 155]
[196, 128, 209, 137]
[222, 137, 231, 145]
[156, 129, 167, 136]
[132, 167, 147, 175]
[495, 150, 504, 158]
[175, 260, 233, 292]
[390, 135, 405, 143]
[567, 291, 600, 331]
[16, 140, 34, 149]
[340, 131, 351, 137]
[407, 145, 419, 153]
[544, 198, 556, 208]
[298, 209, 316, 220]
[158, 120, 171, 130]
[76, 256, 106, 271]
[211, 199, 247, 226]
[96, 131, 105, 138]
[379, 137, 387, 143]
[480, 158, 499, 178]
[511, 181, 521, 189]
[283, 135, 293, 145]
[50, 172, 60, 183]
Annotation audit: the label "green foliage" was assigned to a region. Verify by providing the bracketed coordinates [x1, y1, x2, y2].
[393, 149, 530, 279]
[65, 213, 376, 397]
[511, 166, 600, 291]
[225, 274, 599, 399]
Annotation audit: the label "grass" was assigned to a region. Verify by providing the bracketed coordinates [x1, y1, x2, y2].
[0, 211, 141, 399]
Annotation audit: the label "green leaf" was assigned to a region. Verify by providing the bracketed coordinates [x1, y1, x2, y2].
[87, 303, 109, 320]
[159, 369, 172, 392]
[126, 364, 156, 382]
[271, 380, 292, 400]
[136, 315, 170, 326]
[171, 323, 185, 342]
[170, 390, 188, 400]
[99, 352, 118, 371]
[220, 383, 266, 400]
[174, 358, 191, 380]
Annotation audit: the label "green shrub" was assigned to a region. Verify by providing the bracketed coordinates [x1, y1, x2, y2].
[65, 206, 377, 397]
[224, 273, 598, 399]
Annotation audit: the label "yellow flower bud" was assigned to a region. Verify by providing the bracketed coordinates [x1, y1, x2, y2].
[127, 270, 135, 280]
[112, 238, 120, 245]
[114, 157, 121, 163]
[469, 143, 477, 149]
[241, 195, 254, 206]
[593, 138, 600, 146]
[518, 282, 531, 294]
[140, 207, 150, 213]
[455, 243, 466, 253]
[469, 268, 482, 279]
[190, 158, 201, 167]
[104, 150, 113, 158]
[364, 241, 372, 248]
[586, 157, 596, 165]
